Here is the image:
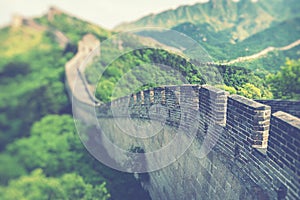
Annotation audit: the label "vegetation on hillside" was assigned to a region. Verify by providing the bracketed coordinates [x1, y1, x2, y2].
[117, 0, 300, 73]
[115, 0, 300, 41]
[87, 48, 273, 102]
[0, 15, 151, 200]
[0, 169, 110, 200]
[267, 59, 300, 99]
[0, 26, 71, 149]
[232, 45, 300, 73]
[35, 13, 112, 43]
[172, 17, 300, 71]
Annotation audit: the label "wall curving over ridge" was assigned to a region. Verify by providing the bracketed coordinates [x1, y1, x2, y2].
[66, 34, 300, 200]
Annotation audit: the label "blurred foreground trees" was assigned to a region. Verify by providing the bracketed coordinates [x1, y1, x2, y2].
[0, 169, 110, 200]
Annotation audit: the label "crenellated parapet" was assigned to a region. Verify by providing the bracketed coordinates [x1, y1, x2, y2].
[105, 84, 300, 199]
[11, 14, 46, 31]
[47, 6, 63, 21]
[227, 95, 271, 149]
[65, 34, 300, 200]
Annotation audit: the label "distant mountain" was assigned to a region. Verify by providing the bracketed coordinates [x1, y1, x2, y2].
[122, 0, 300, 72]
[0, 7, 114, 147]
[34, 7, 112, 43]
[172, 17, 300, 57]
[232, 44, 300, 73]
[226, 17, 300, 58]
[115, 0, 300, 41]
[0, 7, 113, 60]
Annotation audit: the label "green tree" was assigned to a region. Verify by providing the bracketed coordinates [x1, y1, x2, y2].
[268, 59, 300, 99]
[237, 83, 262, 99]
[7, 115, 83, 175]
[0, 154, 26, 185]
[215, 84, 237, 94]
[96, 80, 115, 102]
[0, 169, 110, 200]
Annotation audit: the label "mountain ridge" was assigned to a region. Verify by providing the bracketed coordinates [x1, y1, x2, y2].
[115, 0, 300, 41]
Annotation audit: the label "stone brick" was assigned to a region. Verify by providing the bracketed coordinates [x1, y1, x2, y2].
[73, 80, 300, 200]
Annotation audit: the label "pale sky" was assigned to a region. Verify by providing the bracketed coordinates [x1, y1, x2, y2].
[0, 0, 209, 30]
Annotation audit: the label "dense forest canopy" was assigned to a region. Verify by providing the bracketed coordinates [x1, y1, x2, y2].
[87, 48, 274, 102]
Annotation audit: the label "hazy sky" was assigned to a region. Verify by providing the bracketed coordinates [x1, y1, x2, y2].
[0, 0, 209, 29]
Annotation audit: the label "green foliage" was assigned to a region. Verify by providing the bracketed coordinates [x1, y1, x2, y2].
[0, 169, 110, 200]
[0, 27, 70, 149]
[96, 80, 115, 102]
[7, 115, 82, 175]
[215, 65, 272, 99]
[35, 13, 111, 44]
[0, 154, 26, 185]
[89, 47, 273, 101]
[91, 48, 203, 102]
[237, 83, 262, 99]
[215, 85, 237, 94]
[0, 62, 31, 78]
[4, 114, 151, 199]
[267, 59, 300, 99]
[0, 27, 52, 58]
[116, 0, 300, 41]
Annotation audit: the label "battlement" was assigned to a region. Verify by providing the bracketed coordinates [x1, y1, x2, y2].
[65, 34, 300, 199]
[11, 14, 24, 28]
[47, 6, 63, 21]
[108, 85, 299, 151]
[11, 14, 46, 31]
[106, 84, 300, 199]
[78, 34, 100, 56]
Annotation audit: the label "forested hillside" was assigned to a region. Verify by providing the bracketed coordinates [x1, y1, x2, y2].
[117, 0, 300, 72]
[87, 48, 273, 102]
[0, 10, 151, 200]
[115, 0, 300, 41]
[173, 17, 300, 57]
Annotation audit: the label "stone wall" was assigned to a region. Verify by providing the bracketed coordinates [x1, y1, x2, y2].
[65, 35, 300, 200]
[65, 34, 100, 106]
[103, 85, 300, 200]
[256, 100, 300, 118]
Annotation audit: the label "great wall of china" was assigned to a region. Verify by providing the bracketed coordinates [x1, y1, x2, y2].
[5, 6, 300, 199]
[65, 34, 300, 200]
[11, 7, 69, 48]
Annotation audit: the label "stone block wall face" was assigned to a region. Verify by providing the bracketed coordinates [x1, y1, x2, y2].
[153, 87, 164, 105]
[104, 85, 300, 199]
[268, 112, 300, 199]
[227, 95, 271, 149]
[199, 85, 229, 126]
[256, 100, 300, 118]
[75, 81, 300, 199]
[65, 33, 100, 106]
[66, 37, 300, 199]
[164, 86, 180, 126]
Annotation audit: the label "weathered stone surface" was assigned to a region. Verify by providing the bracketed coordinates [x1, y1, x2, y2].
[256, 100, 300, 118]
[65, 35, 300, 200]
